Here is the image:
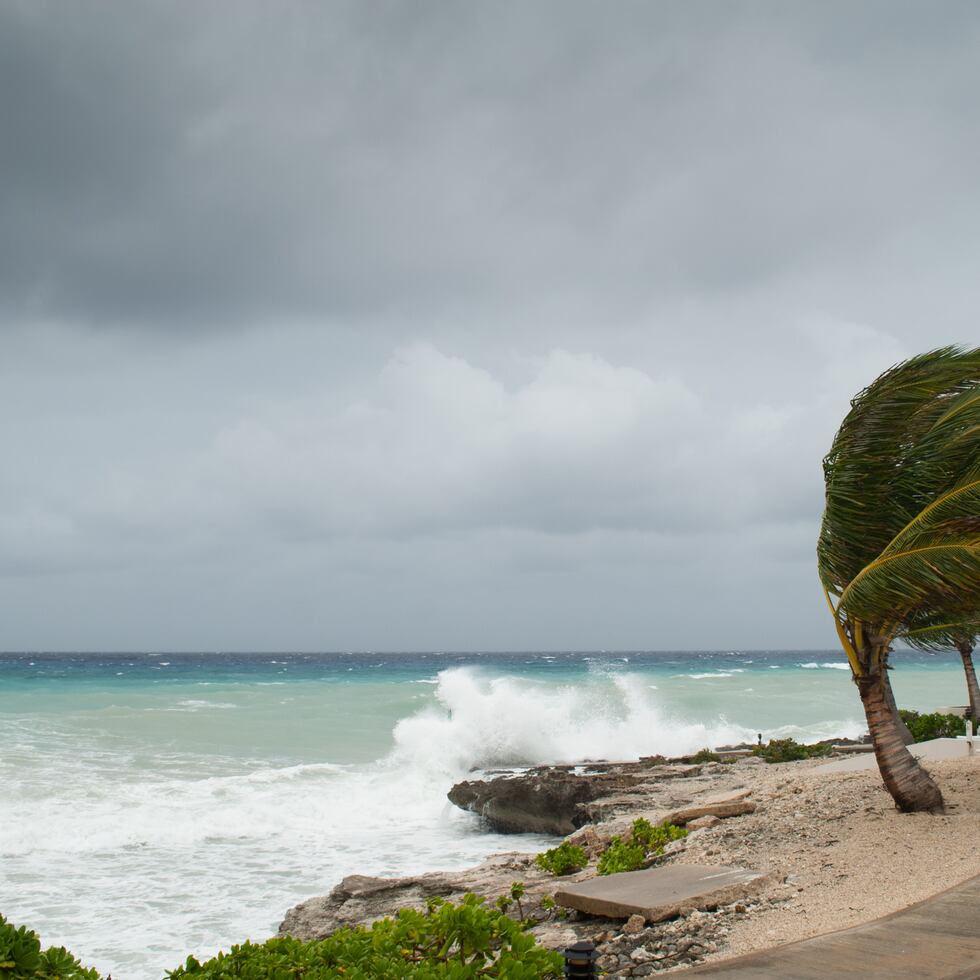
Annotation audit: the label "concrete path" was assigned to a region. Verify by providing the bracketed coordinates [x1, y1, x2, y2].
[684, 874, 980, 978]
[818, 737, 979, 774]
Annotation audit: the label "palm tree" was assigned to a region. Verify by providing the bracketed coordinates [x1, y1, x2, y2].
[905, 616, 980, 728]
[958, 640, 980, 727]
[818, 347, 980, 813]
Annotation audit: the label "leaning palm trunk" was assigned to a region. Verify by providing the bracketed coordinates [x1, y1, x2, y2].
[830, 623, 946, 811]
[958, 642, 980, 725]
[881, 669, 915, 746]
[856, 657, 943, 813]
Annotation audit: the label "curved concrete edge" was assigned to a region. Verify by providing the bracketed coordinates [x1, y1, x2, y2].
[683, 872, 980, 978]
[817, 737, 979, 773]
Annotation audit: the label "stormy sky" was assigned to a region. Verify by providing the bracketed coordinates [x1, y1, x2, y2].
[3, 1, 978, 651]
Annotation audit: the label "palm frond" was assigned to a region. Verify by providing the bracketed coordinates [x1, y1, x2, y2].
[902, 616, 980, 651]
[837, 536, 980, 623]
[875, 478, 980, 559]
[818, 346, 980, 595]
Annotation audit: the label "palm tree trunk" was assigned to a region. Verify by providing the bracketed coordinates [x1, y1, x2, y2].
[957, 642, 980, 727]
[881, 668, 915, 745]
[857, 666, 944, 813]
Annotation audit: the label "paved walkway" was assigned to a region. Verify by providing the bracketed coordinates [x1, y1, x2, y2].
[684, 874, 980, 978]
[818, 736, 978, 774]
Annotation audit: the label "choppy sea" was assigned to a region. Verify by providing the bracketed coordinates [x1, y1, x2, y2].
[0, 650, 967, 979]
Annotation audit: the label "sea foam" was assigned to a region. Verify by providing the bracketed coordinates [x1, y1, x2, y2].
[390, 667, 754, 771]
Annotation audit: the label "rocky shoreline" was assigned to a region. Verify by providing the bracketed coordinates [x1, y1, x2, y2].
[280, 747, 980, 976]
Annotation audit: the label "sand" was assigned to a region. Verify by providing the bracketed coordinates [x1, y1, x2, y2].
[671, 752, 980, 963]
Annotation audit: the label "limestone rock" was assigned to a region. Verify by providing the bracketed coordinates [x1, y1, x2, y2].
[664, 790, 756, 826]
[623, 913, 646, 934]
[279, 852, 544, 940]
[447, 768, 646, 835]
[687, 814, 722, 830]
[565, 825, 609, 857]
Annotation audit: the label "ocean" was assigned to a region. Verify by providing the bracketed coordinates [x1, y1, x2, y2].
[0, 649, 967, 979]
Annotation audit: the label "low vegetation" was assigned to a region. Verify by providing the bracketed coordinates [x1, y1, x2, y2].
[597, 818, 687, 875]
[167, 896, 563, 979]
[0, 914, 100, 980]
[2, 899, 564, 980]
[898, 709, 968, 742]
[751, 738, 833, 764]
[533, 841, 587, 876]
[596, 836, 646, 875]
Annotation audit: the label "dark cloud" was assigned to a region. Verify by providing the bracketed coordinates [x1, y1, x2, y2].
[4, 1, 980, 333]
[2, 2, 978, 648]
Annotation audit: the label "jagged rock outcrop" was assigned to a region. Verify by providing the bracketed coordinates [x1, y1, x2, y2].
[447, 762, 703, 835]
[279, 756, 782, 958]
[278, 852, 578, 941]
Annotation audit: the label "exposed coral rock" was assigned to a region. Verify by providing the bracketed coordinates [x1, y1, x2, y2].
[447, 762, 704, 835]
[447, 768, 645, 835]
[279, 852, 572, 941]
[686, 815, 722, 830]
[663, 790, 756, 826]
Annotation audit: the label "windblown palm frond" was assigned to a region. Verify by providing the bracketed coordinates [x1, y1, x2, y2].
[818, 346, 980, 597]
[868, 479, 980, 567]
[837, 535, 980, 623]
[897, 388, 980, 499]
[903, 614, 980, 651]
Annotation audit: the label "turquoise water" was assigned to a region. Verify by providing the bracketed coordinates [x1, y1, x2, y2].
[0, 650, 966, 979]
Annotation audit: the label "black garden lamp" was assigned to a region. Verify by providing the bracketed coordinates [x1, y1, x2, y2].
[563, 940, 599, 978]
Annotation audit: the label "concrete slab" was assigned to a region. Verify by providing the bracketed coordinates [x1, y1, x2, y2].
[818, 737, 979, 774]
[553, 865, 769, 922]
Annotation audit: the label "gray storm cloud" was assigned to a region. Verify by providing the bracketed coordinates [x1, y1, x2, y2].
[1, 1, 975, 649]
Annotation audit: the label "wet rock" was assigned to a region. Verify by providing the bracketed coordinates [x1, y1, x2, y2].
[447, 768, 647, 835]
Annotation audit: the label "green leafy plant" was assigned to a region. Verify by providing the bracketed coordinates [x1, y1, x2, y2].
[629, 817, 688, 853]
[495, 882, 530, 924]
[689, 748, 721, 763]
[0, 914, 101, 980]
[597, 836, 646, 875]
[534, 841, 587, 876]
[166, 894, 563, 979]
[597, 818, 687, 875]
[898, 709, 967, 742]
[751, 738, 833, 764]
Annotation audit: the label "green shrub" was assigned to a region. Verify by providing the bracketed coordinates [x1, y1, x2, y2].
[597, 818, 687, 875]
[596, 836, 646, 875]
[0, 914, 101, 980]
[630, 817, 688, 854]
[898, 709, 967, 742]
[689, 748, 721, 763]
[166, 895, 563, 979]
[751, 738, 832, 764]
[534, 841, 587, 876]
